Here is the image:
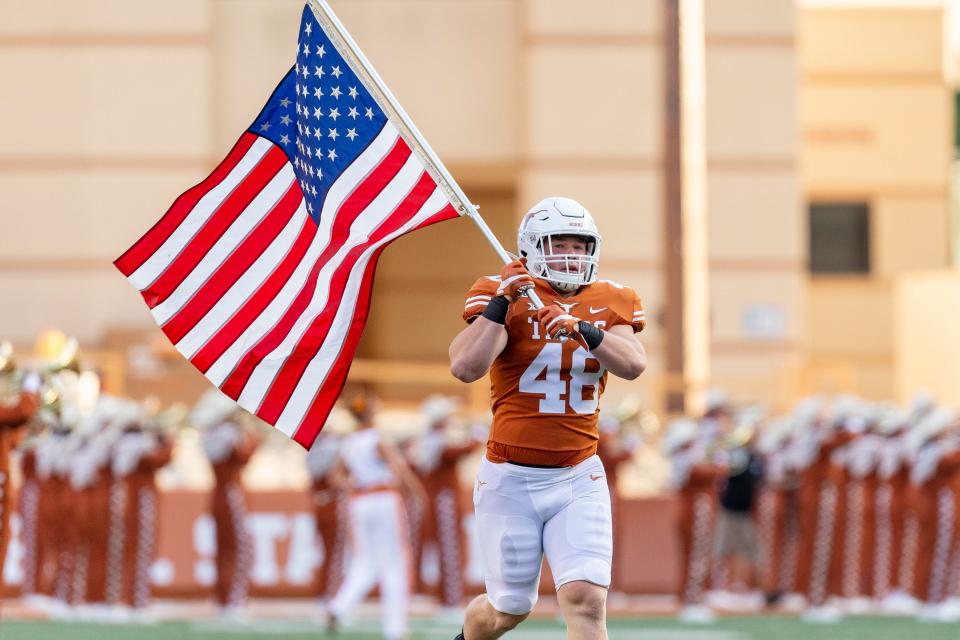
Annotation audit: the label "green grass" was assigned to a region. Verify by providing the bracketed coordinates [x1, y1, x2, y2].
[0, 616, 958, 640]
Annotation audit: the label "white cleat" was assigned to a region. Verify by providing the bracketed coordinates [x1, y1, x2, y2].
[880, 591, 921, 616]
[780, 592, 807, 613]
[678, 605, 716, 624]
[802, 604, 843, 623]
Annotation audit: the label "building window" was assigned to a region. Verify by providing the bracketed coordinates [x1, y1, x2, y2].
[808, 202, 870, 274]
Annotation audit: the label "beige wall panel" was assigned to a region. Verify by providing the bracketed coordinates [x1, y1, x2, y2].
[603, 373, 661, 415]
[211, 0, 304, 153]
[520, 170, 662, 263]
[874, 196, 949, 276]
[0, 49, 211, 157]
[895, 271, 960, 405]
[706, 48, 797, 158]
[705, 0, 795, 36]
[708, 172, 802, 261]
[361, 288, 473, 362]
[526, 47, 662, 159]
[709, 271, 805, 343]
[525, 0, 660, 36]
[0, 271, 153, 343]
[215, 0, 519, 161]
[0, 0, 209, 35]
[331, 0, 519, 163]
[801, 8, 941, 75]
[852, 364, 895, 401]
[0, 170, 206, 259]
[710, 351, 803, 408]
[807, 279, 892, 356]
[802, 85, 950, 191]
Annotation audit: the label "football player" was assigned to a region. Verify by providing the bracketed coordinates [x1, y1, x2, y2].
[449, 197, 646, 640]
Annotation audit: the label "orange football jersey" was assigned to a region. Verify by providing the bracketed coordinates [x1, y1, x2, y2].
[462, 276, 645, 467]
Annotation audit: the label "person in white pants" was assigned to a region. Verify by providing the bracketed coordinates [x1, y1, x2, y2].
[327, 393, 427, 640]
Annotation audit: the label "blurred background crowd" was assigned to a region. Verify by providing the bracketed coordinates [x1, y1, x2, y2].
[2, 331, 960, 625]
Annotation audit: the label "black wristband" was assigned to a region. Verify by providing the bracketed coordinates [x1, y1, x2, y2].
[480, 295, 509, 325]
[577, 320, 604, 350]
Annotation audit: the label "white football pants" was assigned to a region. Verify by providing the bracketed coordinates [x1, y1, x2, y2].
[473, 454, 613, 615]
[328, 490, 410, 639]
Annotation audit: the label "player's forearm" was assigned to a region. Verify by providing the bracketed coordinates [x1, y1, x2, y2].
[590, 331, 646, 380]
[448, 317, 507, 383]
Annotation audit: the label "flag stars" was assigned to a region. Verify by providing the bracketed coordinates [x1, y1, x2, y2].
[313, 106, 323, 119]
[364, 107, 374, 120]
[331, 86, 342, 99]
[280, 134, 290, 145]
[314, 65, 324, 78]
[329, 107, 340, 121]
[313, 87, 324, 99]
[314, 147, 322, 158]
[346, 128, 358, 141]
[331, 65, 342, 79]
[348, 106, 358, 119]
[317, 44, 326, 58]
[327, 149, 338, 161]
[348, 86, 358, 99]
[259, 122, 271, 132]
[280, 97, 291, 108]
[302, 43, 310, 56]
[313, 127, 323, 140]
[280, 114, 292, 126]
[305, 22, 312, 35]
[328, 128, 339, 140]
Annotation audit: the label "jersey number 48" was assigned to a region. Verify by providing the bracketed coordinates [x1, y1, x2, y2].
[518, 342, 604, 415]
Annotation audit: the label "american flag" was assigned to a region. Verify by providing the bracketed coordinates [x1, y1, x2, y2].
[115, 2, 462, 448]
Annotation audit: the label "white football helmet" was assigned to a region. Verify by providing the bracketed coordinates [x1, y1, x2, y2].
[517, 197, 601, 292]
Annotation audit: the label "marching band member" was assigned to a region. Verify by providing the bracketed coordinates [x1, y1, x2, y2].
[194, 389, 260, 618]
[0, 342, 40, 602]
[306, 410, 351, 601]
[109, 401, 173, 614]
[326, 392, 427, 640]
[873, 409, 914, 611]
[664, 418, 724, 623]
[411, 395, 481, 610]
[907, 410, 960, 621]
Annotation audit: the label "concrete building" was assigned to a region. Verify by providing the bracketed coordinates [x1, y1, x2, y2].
[0, 0, 955, 411]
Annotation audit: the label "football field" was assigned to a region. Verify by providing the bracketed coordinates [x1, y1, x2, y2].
[2, 616, 959, 640]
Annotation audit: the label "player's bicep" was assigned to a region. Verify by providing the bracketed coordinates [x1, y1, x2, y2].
[607, 324, 644, 355]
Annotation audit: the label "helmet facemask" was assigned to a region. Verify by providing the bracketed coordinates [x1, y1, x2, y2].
[523, 232, 600, 293]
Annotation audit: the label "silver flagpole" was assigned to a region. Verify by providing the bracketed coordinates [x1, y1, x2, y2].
[307, 0, 548, 311]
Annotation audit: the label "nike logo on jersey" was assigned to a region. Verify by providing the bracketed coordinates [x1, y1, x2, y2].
[589, 306, 607, 314]
[590, 474, 604, 481]
[477, 480, 487, 487]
